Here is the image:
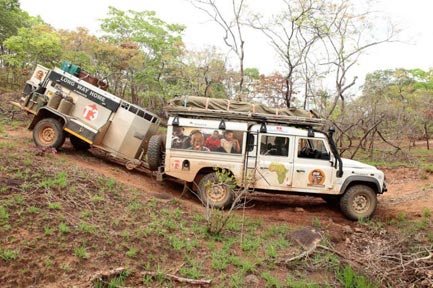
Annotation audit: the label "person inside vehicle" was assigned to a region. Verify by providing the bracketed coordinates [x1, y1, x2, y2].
[205, 130, 221, 151]
[220, 130, 241, 153]
[189, 130, 210, 151]
[274, 137, 288, 156]
[171, 127, 190, 149]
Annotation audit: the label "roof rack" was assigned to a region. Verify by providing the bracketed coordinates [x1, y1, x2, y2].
[166, 96, 327, 127]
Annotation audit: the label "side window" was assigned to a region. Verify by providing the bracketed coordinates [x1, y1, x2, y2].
[260, 135, 289, 157]
[170, 127, 243, 153]
[297, 138, 330, 160]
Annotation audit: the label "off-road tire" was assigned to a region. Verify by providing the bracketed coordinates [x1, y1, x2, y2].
[70, 135, 91, 151]
[33, 118, 65, 149]
[198, 172, 234, 209]
[147, 134, 164, 171]
[340, 185, 377, 221]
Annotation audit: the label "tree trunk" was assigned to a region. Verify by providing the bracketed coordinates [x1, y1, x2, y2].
[425, 122, 430, 150]
[369, 129, 376, 160]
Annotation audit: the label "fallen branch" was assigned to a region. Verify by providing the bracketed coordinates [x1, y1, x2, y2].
[88, 266, 126, 284]
[142, 271, 212, 285]
[284, 244, 317, 263]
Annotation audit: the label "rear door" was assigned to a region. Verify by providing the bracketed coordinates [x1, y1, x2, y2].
[254, 134, 293, 190]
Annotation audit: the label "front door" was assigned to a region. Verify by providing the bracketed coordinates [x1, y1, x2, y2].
[292, 137, 335, 193]
[254, 135, 293, 191]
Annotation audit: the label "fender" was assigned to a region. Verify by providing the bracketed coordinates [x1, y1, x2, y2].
[29, 107, 68, 130]
[340, 176, 382, 195]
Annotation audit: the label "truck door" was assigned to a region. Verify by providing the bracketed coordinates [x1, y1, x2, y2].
[291, 137, 335, 193]
[254, 134, 293, 190]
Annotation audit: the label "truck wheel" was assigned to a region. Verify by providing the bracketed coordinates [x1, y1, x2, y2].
[33, 118, 65, 149]
[147, 134, 164, 171]
[340, 185, 377, 221]
[198, 172, 234, 209]
[70, 135, 91, 151]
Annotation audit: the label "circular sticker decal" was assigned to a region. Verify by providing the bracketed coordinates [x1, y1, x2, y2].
[83, 104, 98, 121]
[308, 169, 326, 186]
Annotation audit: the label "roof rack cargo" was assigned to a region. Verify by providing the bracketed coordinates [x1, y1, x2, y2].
[166, 95, 327, 127]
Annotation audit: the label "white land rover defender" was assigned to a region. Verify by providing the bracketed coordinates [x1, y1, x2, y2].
[151, 96, 387, 220]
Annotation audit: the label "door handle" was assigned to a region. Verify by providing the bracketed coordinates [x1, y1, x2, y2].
[296, 169, 305, 173]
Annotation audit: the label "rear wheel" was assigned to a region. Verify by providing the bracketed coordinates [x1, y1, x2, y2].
[33, 118, 65, 149]
[198, 172, 234, 209]
[340, 185, 377, 221]
[70, 135, 91, 151]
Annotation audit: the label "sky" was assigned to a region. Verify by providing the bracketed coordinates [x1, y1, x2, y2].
[18, 0, 433, 93]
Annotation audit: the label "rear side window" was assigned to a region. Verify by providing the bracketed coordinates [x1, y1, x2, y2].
[170, 126, 243, 154]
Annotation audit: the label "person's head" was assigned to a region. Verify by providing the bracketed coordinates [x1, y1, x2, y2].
[275, 137, 285, 147]
[173, 127, 184, 136]
[190, 131, 204, 150]
[212, 130, 219, 139]
[224, 130, 234, 141]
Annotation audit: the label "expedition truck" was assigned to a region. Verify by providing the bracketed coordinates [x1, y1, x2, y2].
[14, 63, 387, 220]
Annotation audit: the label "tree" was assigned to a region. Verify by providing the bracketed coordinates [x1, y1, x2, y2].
[181, 47, 229, 98]
[191, 0, 246, 101]
[99, 7, 185, 109]
[0, 0, 32, 55]
[2, 24, 62, 87]
[322, 0, 397, 118]
[251, 0, 327, 108]
[3, 25, 62, 69]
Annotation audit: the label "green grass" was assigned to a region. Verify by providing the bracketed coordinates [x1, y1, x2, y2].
[179, 258, 203, 279]
[0, 205, 9, 222]
[27, 206, 40, 214]
[337, 265, 376, 288]
[58, 222, 70, 234]
[0, 247, 19, 261]
[78, 222, 96, 234]
[44, 226, 54, 236]
[74, 246, 88, 259]
[261, 271, 281, 288]
[47, 202, 62, 210]
[39, 172, 68, 189]
[285, 276, 322, 288]
[211, 249, 230, 271]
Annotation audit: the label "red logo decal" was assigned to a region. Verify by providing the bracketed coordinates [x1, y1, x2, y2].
[83, 104, 98, 121]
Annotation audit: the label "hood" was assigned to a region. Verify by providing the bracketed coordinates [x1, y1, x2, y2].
[341, 158, 377, 170]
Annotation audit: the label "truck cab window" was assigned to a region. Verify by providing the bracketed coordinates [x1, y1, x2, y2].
[297, 138, 330, 160]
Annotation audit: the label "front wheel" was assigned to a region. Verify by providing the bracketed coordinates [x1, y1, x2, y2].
[33, 118, 65, 149]
[340, 185, 377, 221]
[198, 172, 235, 209]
